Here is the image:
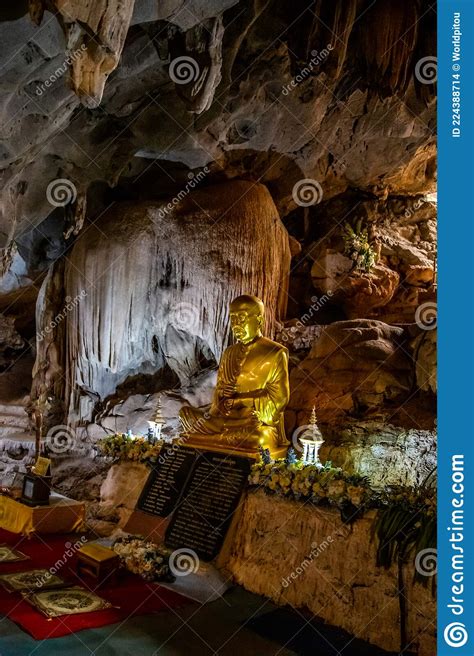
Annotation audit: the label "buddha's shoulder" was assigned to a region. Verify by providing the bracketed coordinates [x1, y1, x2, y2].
[224, 337, 288, 356]
[255, 336, 288, 355]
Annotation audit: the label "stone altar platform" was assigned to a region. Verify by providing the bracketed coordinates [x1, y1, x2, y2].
[222, 490, 436, 656]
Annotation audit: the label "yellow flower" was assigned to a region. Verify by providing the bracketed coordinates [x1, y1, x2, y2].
[312, 482, 324, 496]
[328, 480, 346, 499]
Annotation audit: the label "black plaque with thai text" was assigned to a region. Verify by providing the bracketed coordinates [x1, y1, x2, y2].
[165, 451, 250, 561]
[137, 445, 197, 517]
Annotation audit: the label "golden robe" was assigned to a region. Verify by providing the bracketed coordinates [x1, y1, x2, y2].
[180, 336, 290, 457]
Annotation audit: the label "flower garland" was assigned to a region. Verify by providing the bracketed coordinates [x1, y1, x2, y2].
[112, 535, 173, 582]
[249, 460, 373, 511]
[249, 459, 435, 528]
[96, 433, 163, 465]
[342, 220, 378, 272]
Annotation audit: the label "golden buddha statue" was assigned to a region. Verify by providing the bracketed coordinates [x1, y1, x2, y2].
[179, 295, 290, 459]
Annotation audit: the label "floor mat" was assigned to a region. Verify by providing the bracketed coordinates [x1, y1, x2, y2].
[0, 528, 190, 640]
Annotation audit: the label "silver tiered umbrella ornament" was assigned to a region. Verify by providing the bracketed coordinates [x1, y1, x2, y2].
[299, 407, 325, 467]
[147, 396, 166, 444]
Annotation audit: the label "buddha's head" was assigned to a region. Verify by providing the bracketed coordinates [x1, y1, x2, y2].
[230, 295, 264, 344]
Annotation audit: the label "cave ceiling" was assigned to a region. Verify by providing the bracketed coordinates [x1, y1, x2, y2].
[0, 0, 436, 267]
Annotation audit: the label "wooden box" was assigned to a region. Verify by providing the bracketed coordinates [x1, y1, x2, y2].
[76, 543, 120, 587]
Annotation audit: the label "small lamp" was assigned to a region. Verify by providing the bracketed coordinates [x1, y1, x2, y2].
[147, 396, 166, 444]
[299, 407, 324, 467]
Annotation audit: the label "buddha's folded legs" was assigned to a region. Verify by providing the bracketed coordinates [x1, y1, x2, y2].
[220, 424, 279, 449]
[179, 405, 260, 434]
[179, 406, 216, 434]
[180, 407, 285, 458]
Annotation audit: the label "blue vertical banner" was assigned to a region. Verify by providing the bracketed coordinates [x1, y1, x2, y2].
[438, 1, 474, 654]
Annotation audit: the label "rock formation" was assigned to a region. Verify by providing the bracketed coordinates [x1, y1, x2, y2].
[306, 195, 437, 323]
[33, 180, 290, 423]
[289, 319, 413, 426]
[0, 0, 437, 481]
[29, 0, 137, 108]
[0, 314, 25, 370]
[0, 0, 435, 248]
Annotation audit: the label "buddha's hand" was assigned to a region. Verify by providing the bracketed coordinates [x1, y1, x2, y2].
[219, 383, 237, 399]
[222, 398, 234, 414]
[250, 410, 263, 427]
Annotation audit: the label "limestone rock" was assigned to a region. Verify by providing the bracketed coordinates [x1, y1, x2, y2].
[50, 455, 110, 501]
[289, 319, 413, 425]
[0, 436, 35, 487]
[30, 0, 137, 108]
[0, 313, 24, 369]
[98, 387, 196, 437]
[85, 498, 122, 537]
[171, 16, 224, 114]
[0, 1, 436, 249]
[100, 461, 149, 507]
[307, 195, 436, 323]
[311, 252, 400, 318]
[275, 323, 323, 352]
[412, 329, 437, 394]
[320, 421, 437, 488]
[82, 461, 151, 535]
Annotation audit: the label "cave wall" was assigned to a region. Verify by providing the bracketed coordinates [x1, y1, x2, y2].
[0, 11, 438, 656]
[307, 195, 437, 323]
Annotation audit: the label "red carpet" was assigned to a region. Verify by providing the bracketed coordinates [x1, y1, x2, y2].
[0, 528, 190, 640]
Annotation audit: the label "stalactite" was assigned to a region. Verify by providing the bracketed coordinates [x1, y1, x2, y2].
[30, 0, 137, 107]
[33, 181, 290, 423]
[30, 259, 67, 430]
[306, 0, 359, 79]
[170, 16, 225, 114]
[412, 4, 437, 105]
[354, 0, 421, 97]
[283, 0, 433, 99]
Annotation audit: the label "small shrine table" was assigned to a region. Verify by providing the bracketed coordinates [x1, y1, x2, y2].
[76, 543, 120, 586]
[0, 492, 85, 536]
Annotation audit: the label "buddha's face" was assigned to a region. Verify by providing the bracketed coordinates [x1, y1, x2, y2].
[230, 301, 263, 344]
